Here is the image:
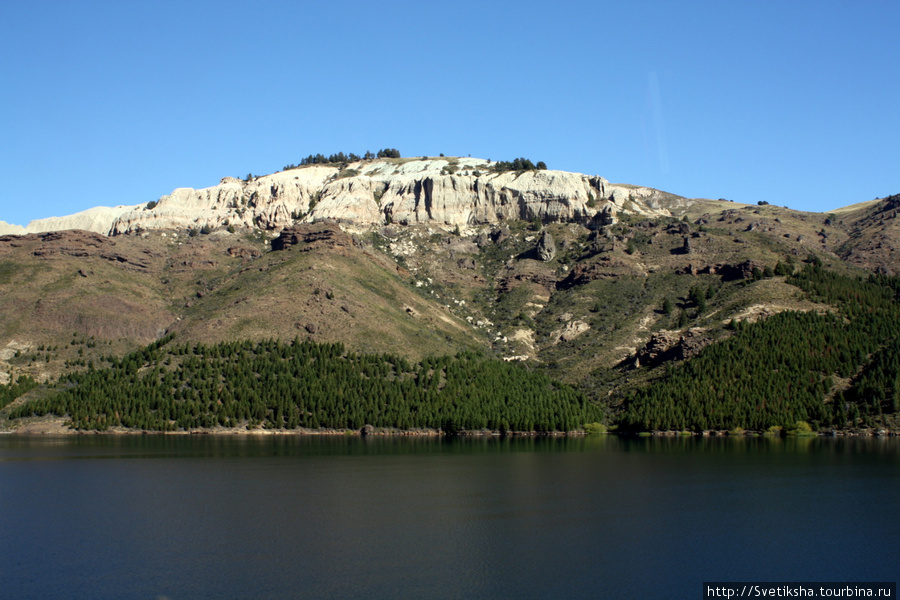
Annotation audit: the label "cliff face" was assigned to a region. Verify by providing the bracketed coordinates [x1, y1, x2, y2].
[110, 158, 678, 234]
[4, 158, 681, 237]
[0, 206, 142, 236]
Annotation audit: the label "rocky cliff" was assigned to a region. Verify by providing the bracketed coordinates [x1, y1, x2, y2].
[0, 206, 142, 236]
[110, 158, 677, 234]
[2, 158, 680, 237]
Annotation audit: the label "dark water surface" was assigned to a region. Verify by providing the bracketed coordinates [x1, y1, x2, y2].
[1, 434, 897, 599]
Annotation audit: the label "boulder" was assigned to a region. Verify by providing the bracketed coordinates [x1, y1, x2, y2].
[536, 231, 556, 261]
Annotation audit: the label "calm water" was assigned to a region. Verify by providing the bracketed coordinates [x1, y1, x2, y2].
[1, 434, 897, 600]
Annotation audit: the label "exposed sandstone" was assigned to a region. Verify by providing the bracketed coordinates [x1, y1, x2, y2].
[4, 159, 681, 237]
[0, 221, 26, 236]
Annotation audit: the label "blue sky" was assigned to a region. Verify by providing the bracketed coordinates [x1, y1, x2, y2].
[1, 0, 897, 226]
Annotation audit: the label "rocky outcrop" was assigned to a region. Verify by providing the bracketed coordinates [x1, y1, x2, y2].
[677, 260, 766, 280]
[556, 256, 641, 289]
[271, 223, 353, 252]
[4, 158, 682, 237]
[226, 246, 262, 260]
[632, 328, 713, 368]
[111, 168, 336, 235]
[33, 230, 111, 250]
[551, 319, 591, 344]
[535, 231, 556, 261]
[3, 229, 158, 271]
[3, 206, 142, 236]
[587, 204, 618, 229]
[312, 177, 382, 224]
[381, 169, 628, 227]
[0, 221, 26, 236]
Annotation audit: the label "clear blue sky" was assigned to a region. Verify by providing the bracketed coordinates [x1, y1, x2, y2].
[1, 0, 898, 226]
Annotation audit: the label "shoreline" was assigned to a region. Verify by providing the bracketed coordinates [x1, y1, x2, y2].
[2, 417, 897, 438]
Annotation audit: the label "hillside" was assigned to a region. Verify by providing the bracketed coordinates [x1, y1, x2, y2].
[2, 156, 899, 434]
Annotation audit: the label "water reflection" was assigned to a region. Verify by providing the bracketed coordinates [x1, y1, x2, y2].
[1, 434, 897, 599]
[1, 432, 898, 461]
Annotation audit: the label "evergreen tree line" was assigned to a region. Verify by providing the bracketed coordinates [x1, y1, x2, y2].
[9, 338, 601, 433]
[619, 264, 900, 431]
[0, 374, 38, 411]
[284, 149, 401, 170]
[491, 158, 547, 173]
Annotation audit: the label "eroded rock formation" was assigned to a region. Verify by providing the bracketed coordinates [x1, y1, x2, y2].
[3, 158, 679, 237]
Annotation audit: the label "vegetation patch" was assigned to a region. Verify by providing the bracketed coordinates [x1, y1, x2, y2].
[0, 375, 38, 411]
[9, 336, 601, 433]
[617, 265, 900, 432]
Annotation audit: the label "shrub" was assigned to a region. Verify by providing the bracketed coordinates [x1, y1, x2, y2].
[583, 422, 607, 435]
[662, 297, 674, 315]
[787, 421, 816, 436]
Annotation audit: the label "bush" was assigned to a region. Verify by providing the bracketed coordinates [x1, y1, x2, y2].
[787, 421, 816, 436]
[662, 297, 674, 315]
[583, 422, 607, 435]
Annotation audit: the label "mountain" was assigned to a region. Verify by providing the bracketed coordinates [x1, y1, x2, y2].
[2, 157, 898, 434]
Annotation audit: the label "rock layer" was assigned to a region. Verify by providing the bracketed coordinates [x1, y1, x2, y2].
[2, 158, 680, 237]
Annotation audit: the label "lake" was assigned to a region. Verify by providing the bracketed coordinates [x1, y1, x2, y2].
[1, 434, 897, 599]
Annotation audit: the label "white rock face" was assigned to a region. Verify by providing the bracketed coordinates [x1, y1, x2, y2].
[110, 167, 337, 234]
[0, 221, 27, 235]
[313, 177, 382, 224]
[3, 158, 680, 236]
[1, 205, 143, 236]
